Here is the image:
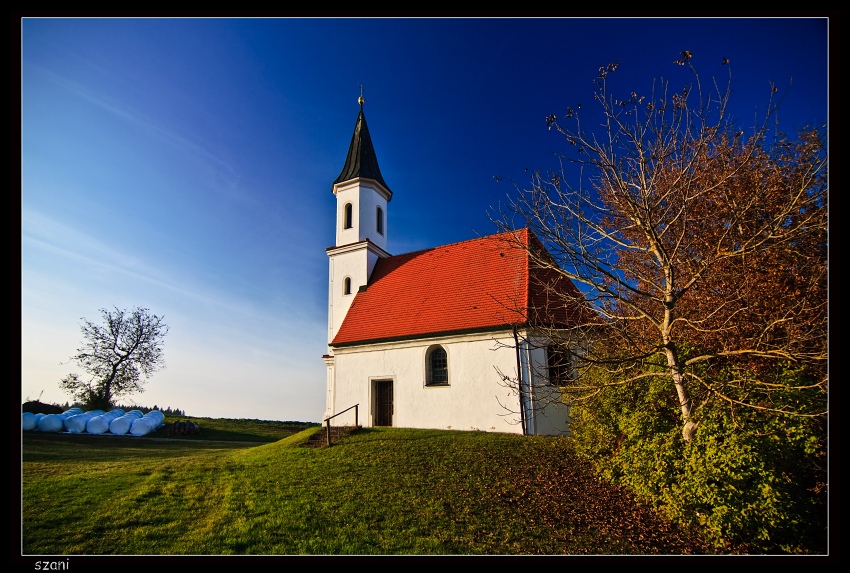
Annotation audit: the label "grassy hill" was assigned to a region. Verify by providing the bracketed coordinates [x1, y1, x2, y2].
[21, 420, 717, 555]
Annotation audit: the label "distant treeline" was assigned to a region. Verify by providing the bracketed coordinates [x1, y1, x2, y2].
[22, 400, 186, 417]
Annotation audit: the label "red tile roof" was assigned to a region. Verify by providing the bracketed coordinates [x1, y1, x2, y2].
[331, 228, 592, 346]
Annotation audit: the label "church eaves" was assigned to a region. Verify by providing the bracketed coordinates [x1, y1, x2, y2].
[333, 96, 392, 197]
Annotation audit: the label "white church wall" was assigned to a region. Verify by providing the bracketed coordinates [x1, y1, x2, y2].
[497, 336, 572, 436]
[529, 337, 570, 436]
[525, 343, 571, 436]
[365, 248, 382, 283]
[355, 183, 388, 251]
[329, 330, 567, 435]
[322, 355, 336, 422]
[334, 183, 361, 247]
[327, 247, 369, 343]
[528, 386, 572, 436]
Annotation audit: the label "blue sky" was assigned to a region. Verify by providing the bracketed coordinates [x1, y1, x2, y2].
[20, 17, 829, 422]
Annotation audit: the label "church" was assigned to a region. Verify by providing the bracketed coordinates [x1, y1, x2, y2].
[321, 96, 587, 436]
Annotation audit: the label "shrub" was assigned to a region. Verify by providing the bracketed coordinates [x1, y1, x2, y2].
[567, 366, 827, 553]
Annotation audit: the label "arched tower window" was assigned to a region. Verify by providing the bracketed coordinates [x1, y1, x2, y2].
[376, 206, 384, 235]
[426, 345, 449, 386]
[343, 277, 352, 295]
[343, 203, 353, 230]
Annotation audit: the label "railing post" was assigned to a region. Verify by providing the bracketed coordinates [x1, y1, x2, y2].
[320, 404, 359, 447]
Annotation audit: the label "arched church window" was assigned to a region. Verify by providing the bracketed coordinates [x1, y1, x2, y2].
[377, 206, 384, 235]
[426, 345, 449, 386]
[343, 277, 352, 295]
[344, 203, 353, 229]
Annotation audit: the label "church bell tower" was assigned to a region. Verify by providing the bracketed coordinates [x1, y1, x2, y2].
[325, 94, 393, 348]
[323, 94, 393, 421]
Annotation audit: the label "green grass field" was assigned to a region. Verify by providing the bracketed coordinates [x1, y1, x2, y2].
[21, 419, 715, 556]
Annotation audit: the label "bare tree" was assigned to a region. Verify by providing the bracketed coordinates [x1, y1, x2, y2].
[493, 53, 827, 441]
[60, 306, 170, 410]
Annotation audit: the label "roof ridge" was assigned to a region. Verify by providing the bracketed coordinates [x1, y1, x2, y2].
[383, 227, 530, 261]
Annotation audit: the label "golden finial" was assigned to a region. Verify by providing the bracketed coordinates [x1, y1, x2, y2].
[358, 84, 364, 106]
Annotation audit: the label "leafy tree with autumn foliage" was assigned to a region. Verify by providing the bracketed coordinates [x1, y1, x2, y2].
[494, 53, 827, 551]
[495, 52, 827, 442]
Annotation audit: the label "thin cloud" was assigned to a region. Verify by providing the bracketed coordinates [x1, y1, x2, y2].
[25, 62, 253, 206]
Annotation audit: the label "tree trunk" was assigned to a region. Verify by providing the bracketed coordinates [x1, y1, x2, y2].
[663, 344, 697, 441]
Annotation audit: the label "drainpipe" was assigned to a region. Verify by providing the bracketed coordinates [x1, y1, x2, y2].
[513, 325, 527, 435]
[518, 334, 534, 436]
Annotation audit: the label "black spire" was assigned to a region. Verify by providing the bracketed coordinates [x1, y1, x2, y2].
[333, 95, 392, 197]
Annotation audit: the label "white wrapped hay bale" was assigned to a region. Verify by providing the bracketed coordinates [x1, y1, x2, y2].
[109, 410, 143, 435]
[37, 414, 64, 432]
[22, 412, 37, 431]
[86, 409, 125, 434]
[34, 408, 86, 432]
[129, 410, 165, 436]
[129, 418, 154, 436]
[148, 410, 164, 426]
[64, 410, 105, 433]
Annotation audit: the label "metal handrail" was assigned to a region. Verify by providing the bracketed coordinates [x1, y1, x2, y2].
[322, 404, 359, 446]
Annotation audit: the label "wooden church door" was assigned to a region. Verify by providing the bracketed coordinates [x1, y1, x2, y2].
[374, 380, 393, 426]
